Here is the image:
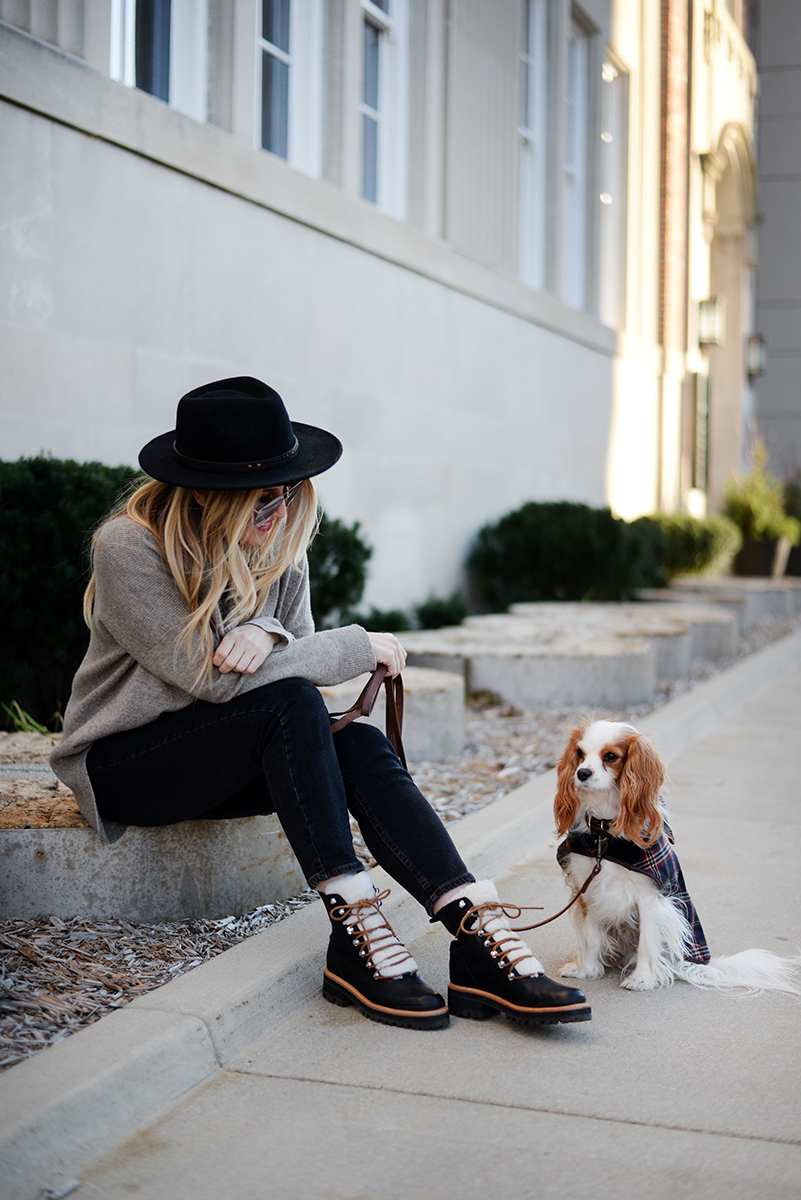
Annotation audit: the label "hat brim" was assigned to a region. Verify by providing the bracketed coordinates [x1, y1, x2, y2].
[138, 421, 343, 489]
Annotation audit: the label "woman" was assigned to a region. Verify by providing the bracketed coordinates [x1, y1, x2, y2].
[51, 376, 590, 1031]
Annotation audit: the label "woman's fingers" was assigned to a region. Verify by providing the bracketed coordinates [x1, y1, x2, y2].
[366, 631, 407, 677]
[213, 626, 277, 674]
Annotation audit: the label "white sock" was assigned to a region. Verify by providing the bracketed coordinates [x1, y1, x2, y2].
[444, 880, 544, 977]
[321, 872, 419, 978]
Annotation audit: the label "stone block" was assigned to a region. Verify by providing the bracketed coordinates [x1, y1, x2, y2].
[318, 666, 465, 761]
[634, 589, 749, 637]
[401, 626, 655, 707]
[669, 577, 797, 619]
[495, 606, 692, 678]
[0, 816, 305, 923]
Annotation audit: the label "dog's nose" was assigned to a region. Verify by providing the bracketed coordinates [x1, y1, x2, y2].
[577, 767, 592, 782]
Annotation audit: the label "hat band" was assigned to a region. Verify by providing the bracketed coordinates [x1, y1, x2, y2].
[172, 436, 300, 473]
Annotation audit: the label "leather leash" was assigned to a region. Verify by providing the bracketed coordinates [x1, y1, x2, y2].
[329, 665, 408, 771]
[501, 828, 608, 933]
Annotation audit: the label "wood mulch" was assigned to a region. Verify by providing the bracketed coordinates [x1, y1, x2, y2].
[1, 612, 798, 1071]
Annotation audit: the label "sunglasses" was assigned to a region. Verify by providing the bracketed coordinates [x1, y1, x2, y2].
[253, 482, 303, 529]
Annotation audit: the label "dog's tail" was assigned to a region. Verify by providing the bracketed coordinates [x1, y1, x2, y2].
[674, 949, 801, 996]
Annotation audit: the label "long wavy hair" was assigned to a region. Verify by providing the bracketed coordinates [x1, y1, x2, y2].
[84, 476, 319, 679]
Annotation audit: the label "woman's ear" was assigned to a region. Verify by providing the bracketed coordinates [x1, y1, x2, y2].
[614, 734, 665, 847]
[554, 727, 584, 837]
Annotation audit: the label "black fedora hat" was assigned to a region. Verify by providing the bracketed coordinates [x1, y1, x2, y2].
[138, 377, 342, 490]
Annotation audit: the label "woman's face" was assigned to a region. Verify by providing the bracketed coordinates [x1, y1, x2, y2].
[239, 487, 287, 547]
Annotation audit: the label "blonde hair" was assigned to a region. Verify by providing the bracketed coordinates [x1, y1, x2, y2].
[84, 475, 319, 680]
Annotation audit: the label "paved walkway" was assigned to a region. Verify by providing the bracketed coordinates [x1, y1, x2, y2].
[75, 660, 801, 1198]
[3, 637, 801, 1200]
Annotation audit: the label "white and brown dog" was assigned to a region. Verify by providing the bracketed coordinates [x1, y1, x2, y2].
[554, 719, 800, 993]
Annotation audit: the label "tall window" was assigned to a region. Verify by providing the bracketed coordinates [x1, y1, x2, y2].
[598, 59, 628, 328]
[260, 0, 290, 159]
[519, 0, 549, 289]
[561, 15, 589, 309]
[359, 0, 409, 218]
[110, 0, 208, 122]
[257, 0, 324, 176]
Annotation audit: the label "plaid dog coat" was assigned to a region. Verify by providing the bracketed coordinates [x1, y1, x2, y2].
[556, 816, 710, 965]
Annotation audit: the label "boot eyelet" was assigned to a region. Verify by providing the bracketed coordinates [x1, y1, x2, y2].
[359, 948, 367, 957]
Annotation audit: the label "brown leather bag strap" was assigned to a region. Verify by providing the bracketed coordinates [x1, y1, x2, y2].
[329, 666, 408, 770]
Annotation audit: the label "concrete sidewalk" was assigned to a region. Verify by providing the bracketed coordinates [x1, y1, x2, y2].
[3, 631, 801, 1200]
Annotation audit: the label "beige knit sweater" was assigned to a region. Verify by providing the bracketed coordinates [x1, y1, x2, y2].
[50, 517, 377, 842]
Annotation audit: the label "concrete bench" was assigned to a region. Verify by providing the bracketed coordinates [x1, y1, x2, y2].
[0, 794, 305, 923]
[401, 626, 656, 707]
[668, 576, 801, 618]
[507, 600, 737, 664]
[495, 606, 691, 678]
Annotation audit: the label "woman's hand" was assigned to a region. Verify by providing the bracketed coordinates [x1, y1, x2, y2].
[366, 631, 407, 678]
[213, 625, 279, 674]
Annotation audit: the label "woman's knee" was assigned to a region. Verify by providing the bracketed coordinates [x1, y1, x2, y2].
[332, 720, 396, 770]
[244, 676, 326, 713]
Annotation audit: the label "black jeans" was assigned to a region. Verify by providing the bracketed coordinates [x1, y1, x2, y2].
[87, 677, 474, 914]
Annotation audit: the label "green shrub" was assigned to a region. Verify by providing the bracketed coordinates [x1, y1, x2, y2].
[723, 442, 801, 545]
[784, 473, 801, 524]
[0, 456, 139, 730]
[358, 607, 414, 632]
[467, 501, 666, 607]
[415, 590, 469, 629]
[308, 513, 372, 629]
[638, 513, 742, 581]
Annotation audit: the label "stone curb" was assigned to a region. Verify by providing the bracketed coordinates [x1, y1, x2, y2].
[2, 627, 801, 1200]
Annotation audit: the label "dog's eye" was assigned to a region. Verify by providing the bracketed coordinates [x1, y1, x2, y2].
[602, 752, 618, 763]
[576, 749, 584, 761]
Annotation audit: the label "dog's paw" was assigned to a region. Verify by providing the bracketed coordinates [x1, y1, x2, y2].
[560, 961, 604, 979]
[620, 973, 657, 991]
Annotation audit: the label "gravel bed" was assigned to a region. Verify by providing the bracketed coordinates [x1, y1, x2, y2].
[1, 613, 798, 1071]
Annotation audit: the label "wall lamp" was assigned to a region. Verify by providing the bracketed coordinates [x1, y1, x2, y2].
[747, 333, 767, 381]
[698, 297, 727, 347]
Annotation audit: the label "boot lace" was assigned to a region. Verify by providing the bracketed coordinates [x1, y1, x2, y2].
[329, 889, 418, 979]
[457, 902, 545, 979]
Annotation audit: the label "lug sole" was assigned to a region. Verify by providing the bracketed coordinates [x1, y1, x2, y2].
[448, 983, 592, 1026]
[323, 968, 450, 1030]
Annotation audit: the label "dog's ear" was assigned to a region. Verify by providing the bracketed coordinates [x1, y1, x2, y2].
[613, 733, 665, 847]
[554, 726, 584, 836]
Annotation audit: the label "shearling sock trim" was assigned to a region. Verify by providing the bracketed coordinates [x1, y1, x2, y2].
[449, 879, 544, 977]
[321, 871, 377, 904]
[323, 872, 419, 978]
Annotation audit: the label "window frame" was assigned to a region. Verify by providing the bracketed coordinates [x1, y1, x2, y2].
[560, 10, 591, 310]
[255, 0, 324, 177]
[109, 0, 209, 123]
[359, 0, 409, 219]
[519, 0, 549, 290]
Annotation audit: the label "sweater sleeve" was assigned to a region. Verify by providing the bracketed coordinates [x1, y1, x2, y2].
[243, 555, 315, 647]
[92, 521, 376, 700]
